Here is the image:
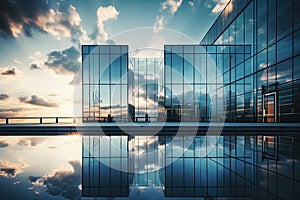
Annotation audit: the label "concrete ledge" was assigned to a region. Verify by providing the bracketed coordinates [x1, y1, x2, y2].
[1, 123, 300, 136]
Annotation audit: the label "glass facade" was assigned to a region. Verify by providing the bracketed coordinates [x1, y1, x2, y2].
[162, 45, 251, 122]
[82, 45, 128, 122]
[201, 0, 300, 122]
[129, 58, 162, 121]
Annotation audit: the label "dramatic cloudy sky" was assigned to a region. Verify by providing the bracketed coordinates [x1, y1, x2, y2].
[0, 0, 229, 117]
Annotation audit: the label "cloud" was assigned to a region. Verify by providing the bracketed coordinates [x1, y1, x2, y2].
[0, 1, 89, 45]
[0, 0, 49, 38]
[0, 140, 9, 148]
[0, 107, 28, 117]
[0, 93, 9, 101]
[0, 159, 29, 178]
[153, 16, 164, 33]
[211, 0, 230, 14]
[19, 95, 59, 107]
[39, 5, 90, 45]
[44, 46, 80, 75]
[1, 67, 16, 75]
[17, 137, 46, 147]
[91, 5, 119, 42]
[30, 161, 81, 200]
[161, 0, 183, 15]
[30, 63, 41, 70]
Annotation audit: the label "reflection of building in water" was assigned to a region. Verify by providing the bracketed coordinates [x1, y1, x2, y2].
[82, 136, 134, 197]
[82, 135, 300, 199]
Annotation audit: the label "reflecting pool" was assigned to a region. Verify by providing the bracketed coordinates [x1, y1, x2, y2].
[0, 135, 299, 199]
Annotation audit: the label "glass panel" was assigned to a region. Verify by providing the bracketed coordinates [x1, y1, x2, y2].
[277, 59, 292, 84]
[121, 54, 128, 84]
[100, 85, 110, 117]
[294, 30, 300, 56]
[111, 54, 121, 84]
[184, 54, 194, 84]
[165, 54, 171, 84]
[277, 0, 293, 39]
[277, 35, 293, 63]
[100, 54, 110, 83]
[294, 55, 300, 80]
[82, 45, 89, 54]
[172, 53, 183, 84]
[111, 85, 121, 118]
[93, 54, 99, 84]
[83, 54, 89, 84]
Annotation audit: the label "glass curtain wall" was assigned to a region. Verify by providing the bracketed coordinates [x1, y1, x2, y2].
[129, 58, 160, 121]
[82, 45, 128, 122]
[162, 45, 250, 122]
[201, 0, 300, 122]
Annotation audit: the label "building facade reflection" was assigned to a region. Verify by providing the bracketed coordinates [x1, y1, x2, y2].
[82, 135, 300, 198]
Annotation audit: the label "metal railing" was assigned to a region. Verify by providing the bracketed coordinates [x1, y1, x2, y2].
[0, 117, 76, 125]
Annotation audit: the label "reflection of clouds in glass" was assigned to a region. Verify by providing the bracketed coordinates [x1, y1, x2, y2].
[0, 159, 29, 178]
[30, 161, 81, 200]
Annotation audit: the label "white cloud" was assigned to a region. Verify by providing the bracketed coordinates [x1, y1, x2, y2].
[95, 5, 120, 42]
[35, 5, 90, 45]
[161, 0, 183, 15]
[211, 0, 230, 14]
[0, 159, 29, 178]
[153, 16, 164, 33]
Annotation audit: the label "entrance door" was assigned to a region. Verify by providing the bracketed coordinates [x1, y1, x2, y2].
[263, 92, 277, 122]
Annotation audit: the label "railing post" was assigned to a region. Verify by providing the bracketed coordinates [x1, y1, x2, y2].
[56, 117, 58, 123]
[73, 117, 75, 123]
[6, 118, 8, 124]
[40, 118, 42, 124]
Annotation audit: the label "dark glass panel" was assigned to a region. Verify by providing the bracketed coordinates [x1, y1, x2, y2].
[277, 0, 293, 40]
[294, 30, 300, 56]
[277, 35, 293, 63]
[294, 55, 300, 80]
[277, 59, 292, 84]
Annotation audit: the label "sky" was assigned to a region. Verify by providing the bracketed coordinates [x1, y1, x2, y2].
[0, 0, 230, 118]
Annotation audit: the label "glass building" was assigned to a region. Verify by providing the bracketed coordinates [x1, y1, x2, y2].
[161, 45, 251, 122]
[129, 58, 161, 122]
[82, 45, 128, 122]
[80, 0, 300, 198]
[201, 0, 300, 122]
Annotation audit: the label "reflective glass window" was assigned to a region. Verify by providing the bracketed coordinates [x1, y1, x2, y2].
[172, 53, 183, 84]
[277, 0, 293, 39]
[277, 59, 292, 84]
[277, 35, 293, 63]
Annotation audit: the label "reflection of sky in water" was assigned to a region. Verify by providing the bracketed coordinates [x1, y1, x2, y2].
[1, 135, 298, 199]
[0, 136, 200, 200]
[0, 136, 82, 200]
